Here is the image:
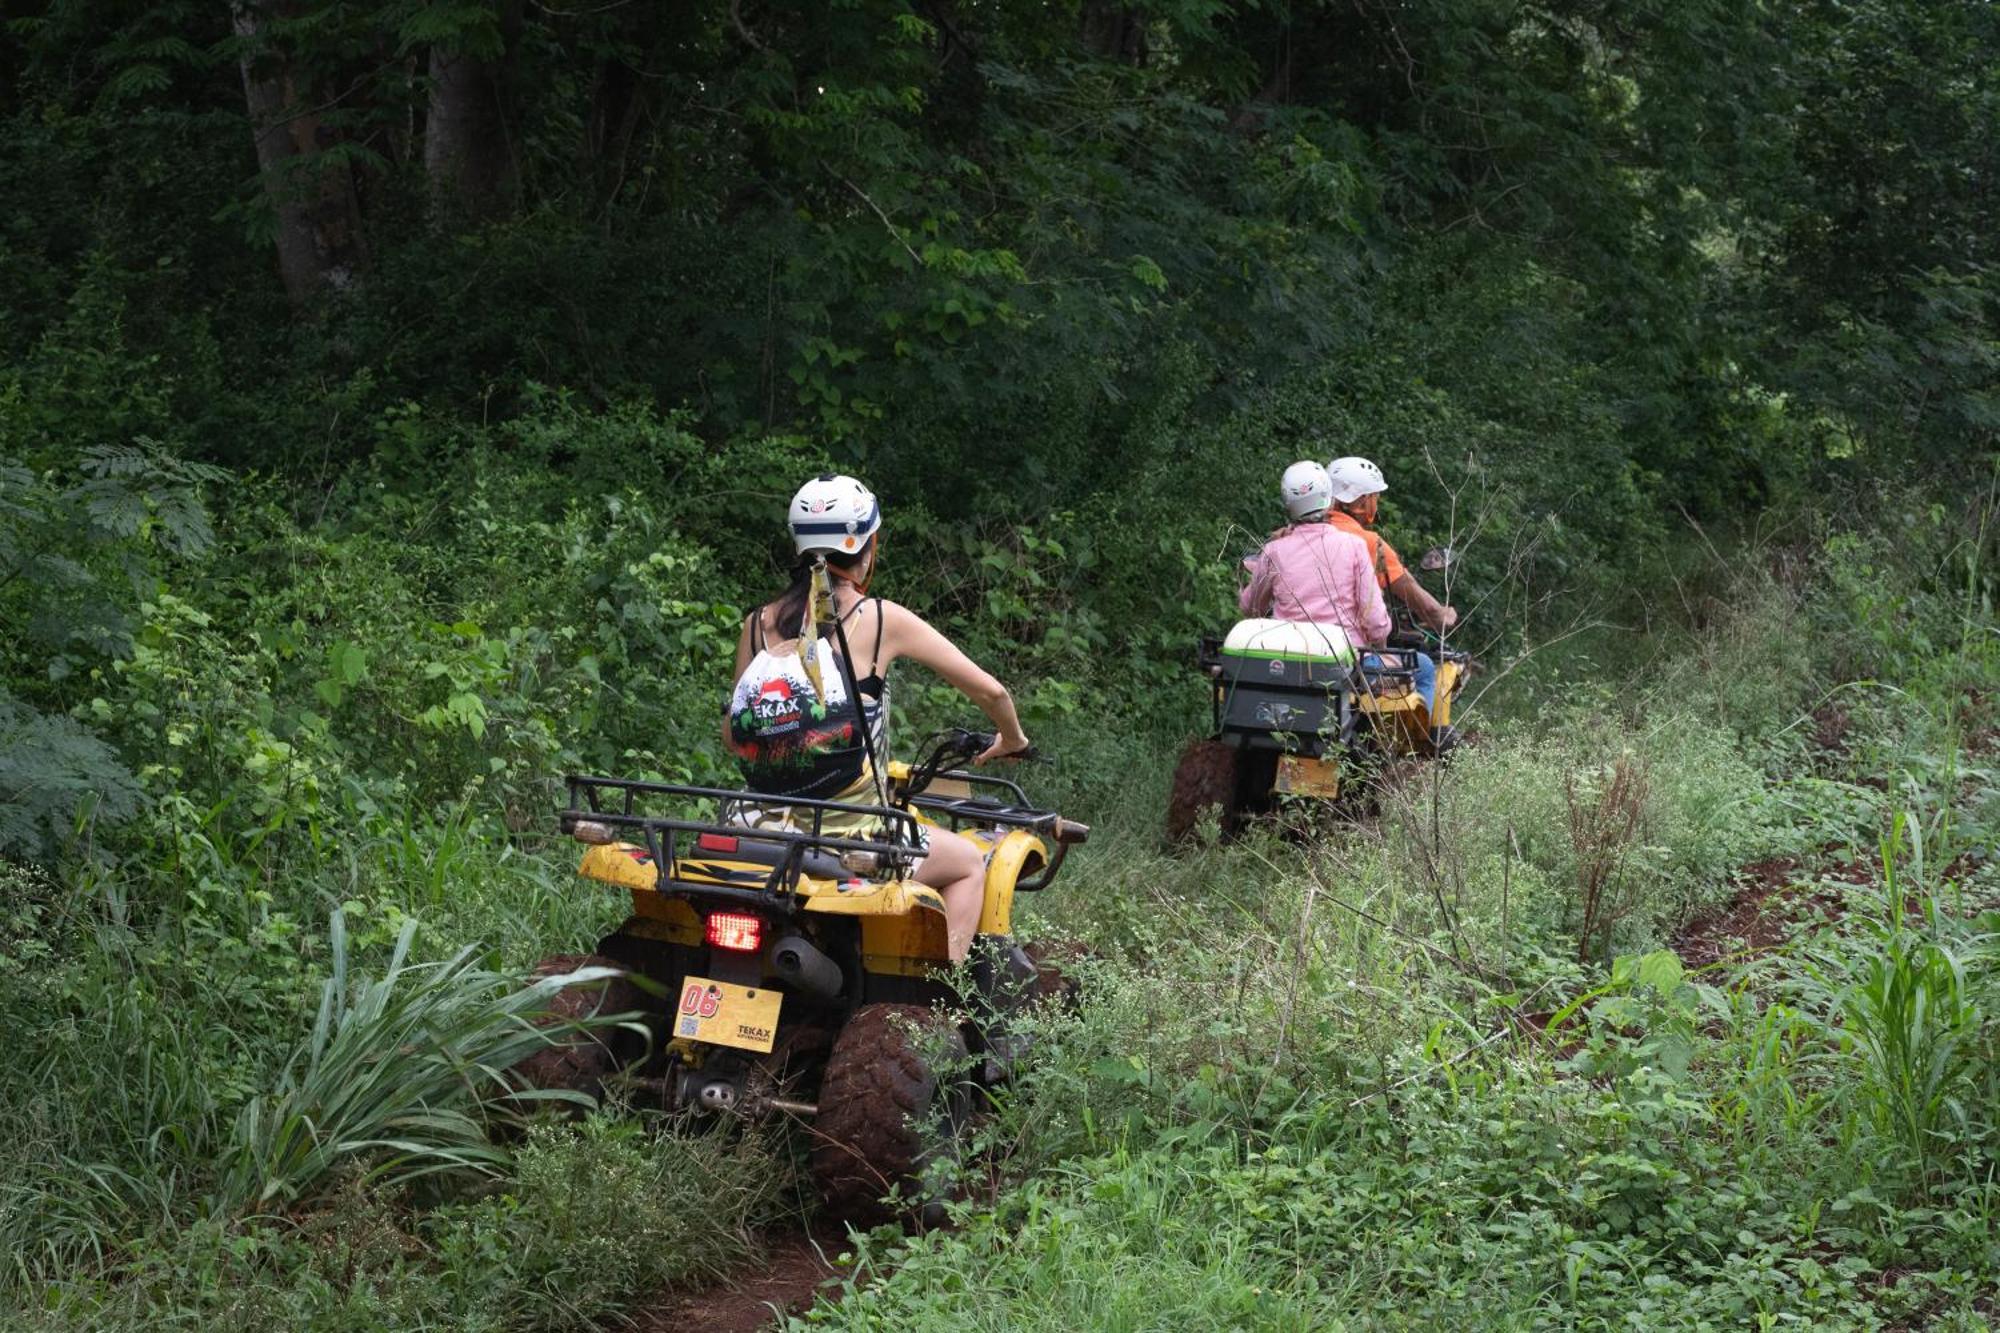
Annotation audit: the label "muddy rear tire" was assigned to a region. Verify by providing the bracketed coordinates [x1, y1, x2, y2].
[812, 1004, 972, 1228]
[512, 953, 649, 1102]
[1165, 738, 1241, 847]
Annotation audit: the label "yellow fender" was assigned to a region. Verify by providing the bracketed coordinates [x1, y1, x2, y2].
[961, 828, 1048, 937]
[804, 880, 950, 975]
[580, 841, 658, 891]
[1433, 659, 1461, 727]
[1355, 657, 1463, 754]
[578, 843, 706, 943]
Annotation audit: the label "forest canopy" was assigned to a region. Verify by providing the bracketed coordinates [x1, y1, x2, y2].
[3, 0, 1994, 858]
[4, 0, 1991, 484]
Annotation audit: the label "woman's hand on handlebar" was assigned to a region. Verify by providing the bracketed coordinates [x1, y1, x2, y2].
[975, 729, 1033, 765]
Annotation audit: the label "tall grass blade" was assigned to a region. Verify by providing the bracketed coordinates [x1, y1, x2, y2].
[217, 911, 625, 1211]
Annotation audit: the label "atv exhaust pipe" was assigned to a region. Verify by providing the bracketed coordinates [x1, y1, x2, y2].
[768, 934, 843, 1001]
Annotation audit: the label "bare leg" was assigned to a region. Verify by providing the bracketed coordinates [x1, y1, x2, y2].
[914, 827, 986, 963]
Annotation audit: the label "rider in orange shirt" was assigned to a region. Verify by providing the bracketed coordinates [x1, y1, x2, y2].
[1324, 457, 1459, 747]
[1324, 457, 1457, 633]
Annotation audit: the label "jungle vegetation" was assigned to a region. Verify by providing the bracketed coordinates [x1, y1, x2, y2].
[2, 0, 1997, 1327]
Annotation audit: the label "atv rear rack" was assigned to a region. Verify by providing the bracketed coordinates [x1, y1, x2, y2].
[562, 774, 929, 903]
[1195, 635, 1423, 683]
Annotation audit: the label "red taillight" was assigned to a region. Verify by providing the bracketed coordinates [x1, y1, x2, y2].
[696, 833, 740, 853]
[705, 912, 764, 953]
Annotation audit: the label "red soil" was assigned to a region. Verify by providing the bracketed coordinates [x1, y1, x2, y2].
[633, 1226, 847, 1333]
[1672, 856, 1847, 970]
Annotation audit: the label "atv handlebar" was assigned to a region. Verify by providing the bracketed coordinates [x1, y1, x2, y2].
[903, 728, 1040, 803]
[1386, 603, 1474, 664]
[900, 729, 1086, 887]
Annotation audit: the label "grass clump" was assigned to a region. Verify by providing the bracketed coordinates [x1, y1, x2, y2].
[222, 912, 622, 1210]
[10, 1118, 786, 1333]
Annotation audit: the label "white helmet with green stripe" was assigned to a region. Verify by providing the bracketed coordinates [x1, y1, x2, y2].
[789, 474, 882, 556]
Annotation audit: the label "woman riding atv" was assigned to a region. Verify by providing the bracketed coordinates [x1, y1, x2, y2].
[1239, 460, 1392, 647]
[725, 473, 1031, 963]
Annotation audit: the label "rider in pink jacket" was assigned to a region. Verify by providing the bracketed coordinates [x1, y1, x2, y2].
[1239, 461, 1392, 648]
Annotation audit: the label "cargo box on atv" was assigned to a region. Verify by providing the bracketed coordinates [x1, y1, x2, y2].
[1196, 618, 1373, 756]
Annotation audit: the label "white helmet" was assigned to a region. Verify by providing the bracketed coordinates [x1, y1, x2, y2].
[788, 473, 882, 556]
[1279, 460, 1333, 521]
[1327, 456, 1387, 504]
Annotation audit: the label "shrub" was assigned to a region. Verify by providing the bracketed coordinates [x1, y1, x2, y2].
[221, 913, 625, 1210]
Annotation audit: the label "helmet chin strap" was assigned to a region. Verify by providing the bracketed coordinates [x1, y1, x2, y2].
[826, 537, 878, 595]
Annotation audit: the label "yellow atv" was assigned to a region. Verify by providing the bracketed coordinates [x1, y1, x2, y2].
[1165, 607, 1469, 844]
[521, 728, 1088, 1225]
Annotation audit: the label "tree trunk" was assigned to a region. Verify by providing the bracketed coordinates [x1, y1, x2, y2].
[233, 1, 365, 305]
[1081, 3, 1146, 64]
[424, 44, 514, 223]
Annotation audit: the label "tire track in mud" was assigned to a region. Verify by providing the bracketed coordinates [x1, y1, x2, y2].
[633, 1225, 847, 1332]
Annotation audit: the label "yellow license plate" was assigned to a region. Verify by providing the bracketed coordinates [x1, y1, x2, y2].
[1275, 753, 1340, 798]
[672, 976, 782, 1053]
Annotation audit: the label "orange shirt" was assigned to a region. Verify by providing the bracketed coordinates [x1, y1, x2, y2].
[1326, 511, 1406, 590]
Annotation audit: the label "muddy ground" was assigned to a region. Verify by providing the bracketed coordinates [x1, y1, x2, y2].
[632, 1225, 846, 1332]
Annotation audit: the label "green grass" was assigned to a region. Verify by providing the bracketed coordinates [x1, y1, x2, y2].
[3, 500, 1998, 1330]
[794, 514, 2000, 1331]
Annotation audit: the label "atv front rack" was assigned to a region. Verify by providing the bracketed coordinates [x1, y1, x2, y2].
[562, 774, 929, 907]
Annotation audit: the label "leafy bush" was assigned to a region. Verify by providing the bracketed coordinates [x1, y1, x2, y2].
[0, 445, 223, 857]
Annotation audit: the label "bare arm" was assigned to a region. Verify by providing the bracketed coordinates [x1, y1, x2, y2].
[877, 601, 1029, 762]
[1390, 572, 1457, 633]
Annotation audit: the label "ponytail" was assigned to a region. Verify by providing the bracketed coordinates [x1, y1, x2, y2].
[768, 540, 874, 642]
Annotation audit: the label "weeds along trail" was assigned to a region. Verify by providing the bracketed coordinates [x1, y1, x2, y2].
[784, 529, 2000, 1331]
[1, 510, 1997, 1331]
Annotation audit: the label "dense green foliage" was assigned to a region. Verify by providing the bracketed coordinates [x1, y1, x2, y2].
[2, 0, 1997, 1327]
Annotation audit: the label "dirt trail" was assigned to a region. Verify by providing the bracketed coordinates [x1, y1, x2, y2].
[1673, 856, 1839, 969]
[633, 1226, 846, 1332]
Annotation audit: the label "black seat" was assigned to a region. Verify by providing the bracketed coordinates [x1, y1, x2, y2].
[675, 830, 851, 879]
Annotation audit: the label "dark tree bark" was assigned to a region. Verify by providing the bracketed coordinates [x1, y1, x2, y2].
[424, 44, 514, 223]
[232, 0, 366, 305]
[584, 56, 643, 209]
[1081, 3, 1147, 64]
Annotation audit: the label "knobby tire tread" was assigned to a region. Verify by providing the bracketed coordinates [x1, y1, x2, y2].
[512, 952, 647, 1100]
[1165, 738, 1240, 847]
[811, 1003, 966, 1227]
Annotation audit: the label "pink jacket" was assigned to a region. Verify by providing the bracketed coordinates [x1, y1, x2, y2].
[1239, 522, 1392, 646]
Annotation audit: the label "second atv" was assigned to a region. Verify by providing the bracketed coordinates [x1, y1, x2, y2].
[1165, 605, 1470, 844]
